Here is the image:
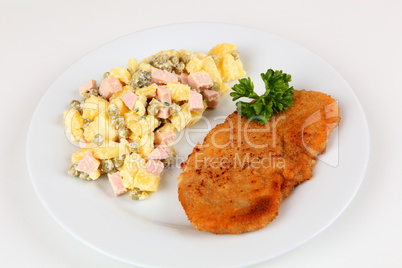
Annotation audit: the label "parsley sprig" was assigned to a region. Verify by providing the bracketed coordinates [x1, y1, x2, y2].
[230, 69, 295, 124]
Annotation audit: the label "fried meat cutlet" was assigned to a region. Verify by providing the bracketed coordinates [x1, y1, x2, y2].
[178, 90, 340, 234]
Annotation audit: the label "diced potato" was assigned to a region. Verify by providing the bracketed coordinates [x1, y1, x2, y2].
[71, 148, 93, 163]
[208, 43, 237, 57]
[134, 168, 160, 192]
[64, 108, 84, 142]
[120, 153, 145, 189]
[220, 54, 246, 82]
[93, 139, 129, 159]
[127, 57, 138, 74]
[198, 52, 208, 59]
[82, 95, 109, 121]
[138, 62, 151, 72]
[186, 56, 223, 84]
[109, 67, 132, 85]
[138, 132, 154, 158]
[89, 169, 101, 180]
[109, 85, 132, 101]
[83, 112, 118, 142]
[109, 98, 130, 115]
[166, 82, 191, 102]
[127, 115, 159, 137]
[133, 101, 146, 116]
[135, 84, 157, 99]
[156, 122, 175, 133]
[124, 111, 141, 130]
[208, 43, 246, 82]
[170, 102, 192, 131]
[128, 132, 141, 143]
[219, 82, 230, 95]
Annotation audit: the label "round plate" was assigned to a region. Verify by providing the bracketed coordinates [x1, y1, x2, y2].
[26, 23, 369, 268]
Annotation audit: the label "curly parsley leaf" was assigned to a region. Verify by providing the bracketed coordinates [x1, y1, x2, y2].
[230, 69, 295, 124]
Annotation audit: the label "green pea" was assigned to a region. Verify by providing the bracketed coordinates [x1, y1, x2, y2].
[113, 155, 125, 168]
[100, 159, 114, 173]
[211, 82, 220, 91]
[129, 188, 143, 200]
[108, 105, 120, 118]
[180, 53, 190, 64]
[93, 134, 104, 146]
[111, 117, 125, 129]
[70, 100, 81, 110]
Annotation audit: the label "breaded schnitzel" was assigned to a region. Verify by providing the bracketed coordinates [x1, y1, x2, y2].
[178, 90, 340, 234]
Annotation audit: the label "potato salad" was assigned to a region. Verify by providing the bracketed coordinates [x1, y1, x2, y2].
[64, 43, 246, 200]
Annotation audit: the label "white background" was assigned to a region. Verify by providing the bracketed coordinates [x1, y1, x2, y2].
[1, 0, 401, 267]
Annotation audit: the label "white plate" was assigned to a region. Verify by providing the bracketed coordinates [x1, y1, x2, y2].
[26, 23, 369, 267]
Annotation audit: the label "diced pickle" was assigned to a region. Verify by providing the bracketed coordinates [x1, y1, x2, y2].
[89, 88, 99, 97]
[175, 62, 185, 73]
[170, 55, 179, 65]
[169, 103, 181, 116]
[130, 69, 151, 88]
[68, 164, 80, 177]
[79, 172, 91, 181]
[162, 156, 175, 167]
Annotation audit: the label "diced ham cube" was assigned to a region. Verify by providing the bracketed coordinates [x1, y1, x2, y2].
[157, 106, 170, 119]
[188, 90, 204, 111]
[157, 86, 172, 105]
[155, 130, 175, 145]
[144, 159, 164, 176]
[99, 77, 122, 99]
[148, 145, 172, 160]
[80, 79, 97, 94]
[150, 67, 178, 85]
[108, 172, 127, 196]
[150, 67, 165, 84]
[122, 90, 139, 110]
[79, 137, 90, 148]
[187, 72, 213, 90]
[77, 151, 100, 174]
[201, 89, 221, 109]
[178, 73, 189, 85]
[164, 71, 178, 83]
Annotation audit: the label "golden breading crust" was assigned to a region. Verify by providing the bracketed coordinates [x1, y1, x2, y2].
[178, 90, 340, 234]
